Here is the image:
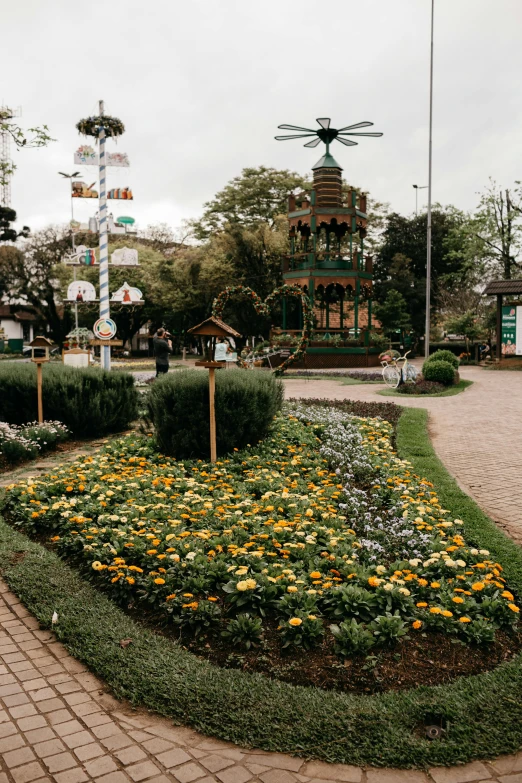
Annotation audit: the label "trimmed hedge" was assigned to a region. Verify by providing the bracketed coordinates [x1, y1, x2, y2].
[0, 363, 138, 436]
[424, 350, 460, 369]
[422, 360, 456, 386]
[0, 407, 521, 767]
[147, 369, 284, 459]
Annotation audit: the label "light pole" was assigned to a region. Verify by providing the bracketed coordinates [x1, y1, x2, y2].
[412, 184, 428, 216]
[425, 0, 435, 359]
[59, 171, 81, 330]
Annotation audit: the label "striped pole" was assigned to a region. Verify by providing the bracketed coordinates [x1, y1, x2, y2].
[98, 100, 111, 370]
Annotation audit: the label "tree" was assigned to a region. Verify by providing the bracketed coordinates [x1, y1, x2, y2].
[373, 206, 473, 336]
[191, 166, 309, 238]
[0, 108, 54, 191]
[0, 207, 29, 243]
[373, 289, 411, 337]
[445, 311, 484, 356]
[472, 179, 522, 280]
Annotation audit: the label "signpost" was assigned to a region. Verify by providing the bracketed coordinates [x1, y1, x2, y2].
[29, 336, 53, 423]
[501, 305, 522, 356]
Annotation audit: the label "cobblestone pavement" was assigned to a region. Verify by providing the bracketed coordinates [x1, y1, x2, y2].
[285, 366, 522, 545]
[1, 365, 522, 783]
[1, 583, 521, 783]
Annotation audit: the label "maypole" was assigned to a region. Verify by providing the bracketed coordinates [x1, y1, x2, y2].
[98, 100, 110, 370]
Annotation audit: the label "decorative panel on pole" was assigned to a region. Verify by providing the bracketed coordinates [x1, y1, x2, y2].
[98, 101, 110, 370]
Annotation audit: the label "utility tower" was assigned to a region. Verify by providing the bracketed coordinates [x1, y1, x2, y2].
[0, 106, 22, 207]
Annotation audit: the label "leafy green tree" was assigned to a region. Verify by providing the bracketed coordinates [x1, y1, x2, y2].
[0, 108, 53, 190]
[471, 179, 522, 280]
[373, 289, 411, 338]
[373, 206, 473, 336]
[191, 166, 309, 238]
[445, 311, 485, 356]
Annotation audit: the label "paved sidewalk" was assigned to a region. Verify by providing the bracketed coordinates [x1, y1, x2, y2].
[285, 367, 522, 545]
[1, 365, 522, 783]
[0, 583, 521, 783]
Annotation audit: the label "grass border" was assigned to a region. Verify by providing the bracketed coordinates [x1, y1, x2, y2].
[0, 407, 521, 768]
[378, 379, 473, 398]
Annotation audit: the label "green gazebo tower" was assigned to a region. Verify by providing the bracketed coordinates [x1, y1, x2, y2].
[275, 117, 382, 368]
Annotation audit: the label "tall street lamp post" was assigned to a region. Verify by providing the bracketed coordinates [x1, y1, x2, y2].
[425, 0, 435, 359]
[412, 184, 428, 216]
[58, 171, 81, 330]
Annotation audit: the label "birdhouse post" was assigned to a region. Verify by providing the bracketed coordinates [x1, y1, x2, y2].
[29, 336, 53, 423]
[187, 317, 241, 462]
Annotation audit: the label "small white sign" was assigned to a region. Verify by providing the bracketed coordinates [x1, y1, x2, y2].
[111, 247, 139, 265]
[67, 281, 97, 302]
[111, 282, 143, 304]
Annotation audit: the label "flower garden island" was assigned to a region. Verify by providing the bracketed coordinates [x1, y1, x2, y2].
[0, 116, 522, 783]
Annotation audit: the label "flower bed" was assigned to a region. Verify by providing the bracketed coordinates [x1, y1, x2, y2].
[0, 421, 69, 465]
[2, 404, 519, 693]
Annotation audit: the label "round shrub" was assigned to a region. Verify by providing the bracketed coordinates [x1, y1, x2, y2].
[425, 349, 460, 369]
[0, 364, 138, 436]
[147, 369, 283, 459]
[422, 359, 456, 386]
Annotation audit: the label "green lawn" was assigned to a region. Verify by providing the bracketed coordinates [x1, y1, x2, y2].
[378, 379, 473, 398]
[0, 405, 520, 768]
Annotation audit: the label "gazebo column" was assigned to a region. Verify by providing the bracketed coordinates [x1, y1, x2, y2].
[339, 293, 344, 330]
[282, 297, 287, 330]
[368, 296, 372, 331]
[354, 279, 360, 336]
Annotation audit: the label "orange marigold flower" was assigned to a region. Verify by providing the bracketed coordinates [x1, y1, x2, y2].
[416, 602, 428, 608]
[471, 582, 485, 591]
[452, 596, 464, 604]
[459, 616, 471, 623]
[508, 603, 520, 613]
[441, 610, 453, 617]
[412, 620, 422, 629]
[430, 607, 442, 614]
[502, 590, 514, 600]
[430, 582, 441, 588]
[154, 578, 165, 585]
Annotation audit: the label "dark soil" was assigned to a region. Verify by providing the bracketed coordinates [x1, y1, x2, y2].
[396, 380, 445, 395]
[179, 617, 522, 695]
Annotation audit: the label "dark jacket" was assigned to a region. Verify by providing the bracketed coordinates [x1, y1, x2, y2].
[153, 336, 172, 366]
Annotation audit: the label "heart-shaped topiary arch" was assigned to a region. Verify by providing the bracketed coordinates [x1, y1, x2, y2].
[212, 284, 313, 374]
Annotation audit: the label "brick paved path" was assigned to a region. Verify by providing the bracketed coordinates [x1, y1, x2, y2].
[285, 367, 522, 545]
[1, 365, 522, 783]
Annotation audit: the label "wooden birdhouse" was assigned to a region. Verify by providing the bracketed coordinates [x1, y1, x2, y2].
[188, 316, 241, 368]
[29, 336, 53, 363]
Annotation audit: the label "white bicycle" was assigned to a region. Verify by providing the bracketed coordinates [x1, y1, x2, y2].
[380, 350, 417, 389]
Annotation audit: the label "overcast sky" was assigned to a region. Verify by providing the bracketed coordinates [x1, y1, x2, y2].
[3, 0, 522, 234]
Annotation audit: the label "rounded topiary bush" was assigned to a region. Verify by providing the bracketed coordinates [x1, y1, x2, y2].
[422, 359, 456, 386]
[0, 363, 138, 436]
[147, 369, 284, 458]
[425, 349, 460, 369]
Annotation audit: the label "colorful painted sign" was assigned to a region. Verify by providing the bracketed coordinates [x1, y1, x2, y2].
[111, 247, 139, 265]
[111, 282, 143, 304]
[67, 281, 97, 302]
[72, 181, 98, 198]
[501, 305, 522, 356]
[63, 246, 97, 265]
[74, 147, 130, 167]
[93, 317, 117, 340]
[107, 188, 133, 200]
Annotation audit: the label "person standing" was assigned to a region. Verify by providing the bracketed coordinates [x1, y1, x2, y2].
[153, 328, 172, 377]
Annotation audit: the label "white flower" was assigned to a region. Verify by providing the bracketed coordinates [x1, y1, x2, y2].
[470, 549, 479, 555]
[375, 565, 386, 574]
[398, 588, 411, 596]
[409, 558, 421, 567]
[455, 560, 466, 567]
[479, 549, 490, 556]
[383, 583, 395, 592]
[445, 559, 457, 568]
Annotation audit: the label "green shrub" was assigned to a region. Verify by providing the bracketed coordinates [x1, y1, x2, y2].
[222, 614, 264, 650]
[422, 360, 456, 386]
[0, 364, 138, 436]
[425, 349, 460, 369]
[330, 619, 375, 657]
[147, 369, 284, 459]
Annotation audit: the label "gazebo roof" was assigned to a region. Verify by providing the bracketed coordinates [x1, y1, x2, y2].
[188, 316, 241, 338]
[483, 280, 522, 295]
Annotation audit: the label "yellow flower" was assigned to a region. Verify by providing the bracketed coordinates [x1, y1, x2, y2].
[416, 602, 428, 608]
[310, 571, 321, 579]
[154, 578, 165, 585]
[289, 617, 302, 627]
[471, 582, 485, 591]
[508, 603, 520, 613]
[287, 586, 298, 593]
[91, 561, 102, 570]
[441, 610, 453, 617]
[368, 576, 382, 587]
[236, 579, 257, 591]
[412, 620, 422, 629]
[502, 590, 514, 600]
[430, 582, 441, 589]
[307, 614, 317, 620]
[430, 607, 442, 614]
[452, 596, 464, 604]
[459, 616, 471, 623]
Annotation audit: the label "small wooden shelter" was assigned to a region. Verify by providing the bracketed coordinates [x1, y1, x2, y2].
[187, 316, 241, 462]
[188, 316, 241, 367]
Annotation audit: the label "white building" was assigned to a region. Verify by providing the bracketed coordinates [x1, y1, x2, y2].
[0, 305, 37, 352]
